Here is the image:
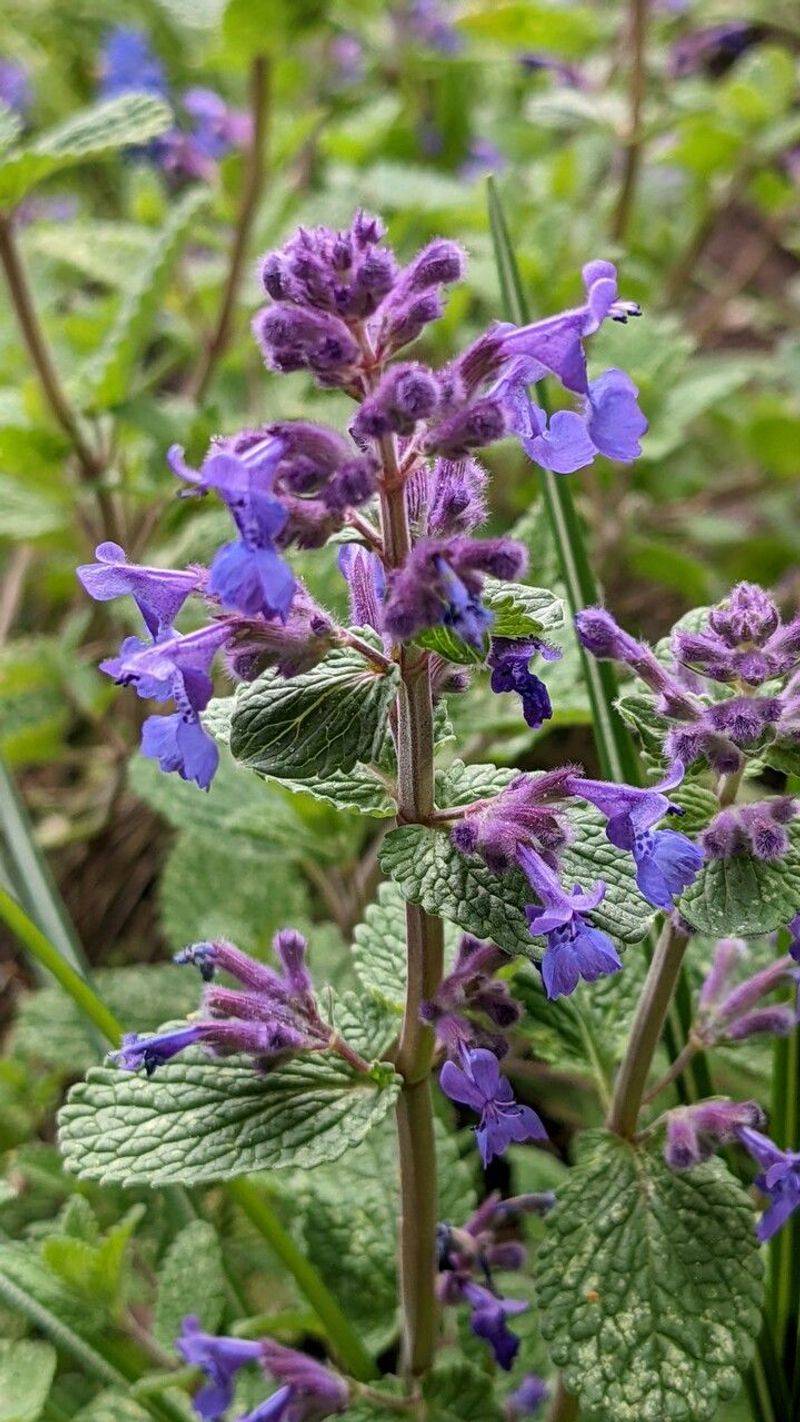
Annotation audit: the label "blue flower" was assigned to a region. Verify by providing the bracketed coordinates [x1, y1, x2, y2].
[99, 28, 169, 100]
[518, 846, 622, 999]
[77, 541, 201, 639]
[507, 1375, 550, 1418]
[737, 1127, 800, 1242]
[488, 637, 559, 728]
[176, 1317, 263, 1421]
[111, 1026, 205, 1076]
[439, 1047, 547, 1165]
[568, 762, 703, 909]
[462, 1281, 528, 1371]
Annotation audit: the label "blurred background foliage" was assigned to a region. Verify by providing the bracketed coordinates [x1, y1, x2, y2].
[0, 2, 797, 1417]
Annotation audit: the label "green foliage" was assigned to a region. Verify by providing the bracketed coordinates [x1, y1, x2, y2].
[58, 1049, 401, 1187]
[153, 1221, 226, 1350]
[0, 1339, 57, 1422]
[537, 1132, 764, 1421]
[230, 646, 400, 781]
[680, 823, 800, 938]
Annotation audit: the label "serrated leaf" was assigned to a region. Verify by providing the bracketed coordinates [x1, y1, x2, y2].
[249, 764, 396, 818]
[436, 759, 516, 805]
[380, 806, 652, 958]
[41, 1206, 142, 1310]
[615, 692, 670, 761]
[680, 822, 800, 937]
[415, 583, 564, 666]
[0, 95, 172, 207]
[352, 881, 462, 1014]
[0, 1244, 125, 1382]
[154, 1221, 225, 1350]
[423, 1362, 504, 1422]
[159, 830, 310, 952]
[24, 221, 155, 291]
[78, 189, 207, 409]
[58, 1052, 401, 1187]
[536, 1132, 763, 1422]
[230, 647, 399, 782]
[0, 1339, 56, 1422]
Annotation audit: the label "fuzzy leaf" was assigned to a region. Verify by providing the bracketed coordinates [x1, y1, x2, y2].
[58, 1052, 401, 1187]
[680, 822, 800, 937]
[159, 830, 310, 952]
[615, 692, 670, 761]
[230, 647, 399, 782]
[380, 808, 652, 958]
[248, 764, 396, 818]
[78, 188, 208, 409]
[0, 1339, 56, 1422]
[536, 1132, 763, 1421]
[352, 881, 461, 1013]
[0, 95, 172, 206]
[154, 1221, 226, 1349]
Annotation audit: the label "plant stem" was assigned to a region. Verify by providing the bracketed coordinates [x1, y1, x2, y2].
[0, 212, 121, 544]
[227, 1178, 377, 1382]
[548, 1377, 579, 1422]
[0, 887, 124, 1047]
[379, 462, 444, 1379]
[188, 56, 270, 403]
[606, 917, 691, 1137]
[641, 1035, 702, 1105]
[611, 0, 650, 242]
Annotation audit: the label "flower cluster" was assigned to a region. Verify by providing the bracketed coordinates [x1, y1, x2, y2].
[437, 1192, 554, 1371]
[177, 1318, 348, 1422]
[696, 939, 799, 1045]
[577, 583, 800, 778]
[98, 27, 251, 181]
[109, 933, 367, 1076]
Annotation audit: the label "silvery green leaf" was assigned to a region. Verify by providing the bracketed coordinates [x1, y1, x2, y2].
[154, 1221, 225, 1349]
[0, 1339, 56, 1422]
[680, 821, 800, 937]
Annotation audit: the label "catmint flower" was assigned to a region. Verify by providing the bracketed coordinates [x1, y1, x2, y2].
[169, 441, 295, 619]
[669, 23, 762, 79]
[789, 913, 800, 964]
[506, 1375, 549, 1418]
[698, 938, 748, 1011]
[498, 363, 647, 473]
[382, 535, 525, 649]
[396, 0, 463, 54]
[575, 606, 699, 717]
[451, 769, 574, 872]
[425, 457, 488, 535]
[253, 304, 361, 387]
[568, 762, 704, 909]
[421, 934, 521, 1058]
[702, 798, 797, 862]
[177, 1316, 263, 1420]
[736, 1128, 800, 1241]
[260, 211, 397, 320]
[338, 545, 386, 634]
[98, 27, 169, 100]
[182, 87, 252, 160]
[374, 238, 465, 356]
[77, 542, 202, 638]
[439, 1046, 547, 1165]
[459, 138, 506, 182]
[665, 1099, 765, 1171]
[462, 1281, 528, 1370]
[673, 583, 800, 688]
[518, 845, 622, 999]
[424, 397, 509, 459]
[0, 59, 31, 114]
[488, 638, 559, 729]
[713, 954, 799, 1032]
[225, 586, 335, 681]
[238, 1340, 348, 1422]
[352, 362, 439, 439]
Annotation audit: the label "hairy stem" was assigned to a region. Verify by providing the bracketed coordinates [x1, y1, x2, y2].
[606, 917, 691, 1137]
[548, 1377, 579, 1422]
[611, 0, 650, 242]
[188, 56, 271, 402]
[0, 212, 121, 543]
[380, 469, 444, 1380]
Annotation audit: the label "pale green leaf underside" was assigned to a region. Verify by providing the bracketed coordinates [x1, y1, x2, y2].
[154, 1220, 225, 1349]
[0, 1339, 56, 1422]
[0, 94, 172, 206]
[680, 822, 800, 937]
[537, 1132, 763, 1422]
[230, 646, 399, 780]
[58, 1052, 401, 1187]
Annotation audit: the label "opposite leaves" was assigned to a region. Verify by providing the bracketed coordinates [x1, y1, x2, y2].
[229, 645, 399, 781]
[58, 1051, 400, 1187]
[536, 1131, 763, 1422]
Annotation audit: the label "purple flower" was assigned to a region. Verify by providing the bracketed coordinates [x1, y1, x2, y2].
[488, 638, 558, 729]
[112, 1026, 206, 1076]
[382, 536, 525, 649]
[0, 60, 31, 114]
[789, 914, 800, 964]
[673, 584, 800, 689]
[396, 0, 463, 54]
[422, 934, 520, 1058]
[669, 23, 762, 79]
[352, 362, 439, 439]
[459, 139, 506, 182]
[506, 1375, 549, 1418]
[462, 1281, 528, 1370]
[338, 544, 386, 634]
[261, 210, 397, 321]
[169, 442, 295, 620]
[698, 938, 747, 1012]
[568, 762, 703, 909]
[98, 27, 169, 100]
[439, 1047, 547, 1166]
[520, 51, 586, 87]
[518, 846, 622, 999]
[240, 1340, 348, 1422]
[77, 542, 201, 638]
[425, 457, 487, 535]
[182, 87, 252, 160]
[497, 364, 647, 474]
[702, 798, 797, 863]
[224, 585, 335, 681]
[451, 769, 573, 873]
[177, 1317, 263, 1420]
[665, 1099, 765, 1171]
[737, 1127, 800, 1242]
[575, 606, 699, 717]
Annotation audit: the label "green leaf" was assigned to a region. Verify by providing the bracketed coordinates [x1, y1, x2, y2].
[415, 582, 564, 665]
[0, 1244, 126, 1385]
[352, 881, 461, 1014]
[423, 1362, 504, 1422]
[154, 1221, 226, 1350]
[41, 1206, 142, 1311]
[0, 1339, 56, 1422]
[536, 1132, 763, 1421]
[615, 692, 670, 762]
[77, 189, 208, 409]
[244, 764, 396, 819]
[58, 1052, 401, 1187]
[0, 95, 173, 207]
[159, 830, 310, 952]
[679, 823, 800, 937]
[73, 1393, 151, 1422]
[459, 2, 600, 55]
[230, 647, 399, 781]
[24, 220, 155, 291]
[380, 805, 652, 958]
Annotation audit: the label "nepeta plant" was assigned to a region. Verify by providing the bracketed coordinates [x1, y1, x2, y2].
[60, 211, 799, 1422]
